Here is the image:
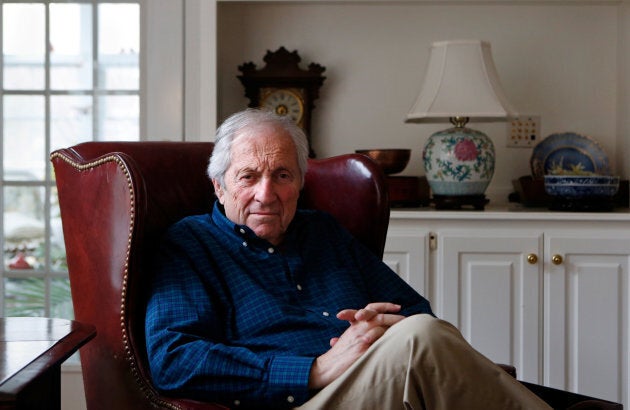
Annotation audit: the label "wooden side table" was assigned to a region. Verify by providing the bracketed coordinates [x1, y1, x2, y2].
[0, 317, 96, 409]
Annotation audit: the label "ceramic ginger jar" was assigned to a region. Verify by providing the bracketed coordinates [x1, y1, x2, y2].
[422, 126, 495, 196]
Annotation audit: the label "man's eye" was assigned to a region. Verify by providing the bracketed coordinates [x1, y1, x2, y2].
[238, 174, 254, 183]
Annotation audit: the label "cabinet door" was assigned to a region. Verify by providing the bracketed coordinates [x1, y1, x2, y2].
[438, 231, 543, 384]
[544, 234, 630, 406]
[384, 232, 429, 296]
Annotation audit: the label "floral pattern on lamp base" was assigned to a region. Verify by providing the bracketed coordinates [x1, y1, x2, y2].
[422, 126, 495, 196]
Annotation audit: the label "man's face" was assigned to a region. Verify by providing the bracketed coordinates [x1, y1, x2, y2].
[213, 125, 302, 245]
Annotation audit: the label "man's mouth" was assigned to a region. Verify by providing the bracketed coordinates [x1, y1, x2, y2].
[251, 211, 279, 217]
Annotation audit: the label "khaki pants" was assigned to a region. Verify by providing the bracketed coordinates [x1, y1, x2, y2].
[296, 314, 551, 410]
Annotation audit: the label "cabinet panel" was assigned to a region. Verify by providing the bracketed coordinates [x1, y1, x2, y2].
[545, 235, 630, 405]
[438, 232, 543, 383]
[383, 233, 428, 296]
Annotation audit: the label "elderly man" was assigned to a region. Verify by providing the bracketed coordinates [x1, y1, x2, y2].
[145, 109, 550, 409]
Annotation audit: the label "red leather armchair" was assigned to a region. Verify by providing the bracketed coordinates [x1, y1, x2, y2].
[50, 141, 389, 409]
[51, 141, 621, 410]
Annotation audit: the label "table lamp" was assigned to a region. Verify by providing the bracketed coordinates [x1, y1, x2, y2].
[405, 39, 517, 209]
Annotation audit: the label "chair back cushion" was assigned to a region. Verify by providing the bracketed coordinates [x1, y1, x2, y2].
[51, 141, 388, 409]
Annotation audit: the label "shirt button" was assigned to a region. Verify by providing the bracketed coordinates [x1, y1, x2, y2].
[296, 284, 303, 291]
[234, 399, 241, 406]
[242, 241, 248, 247]
[322, 311, 330, 317]
[267, 247, 275, 254]
[239, 228, 246, 234]
[287, 396, 295, 403]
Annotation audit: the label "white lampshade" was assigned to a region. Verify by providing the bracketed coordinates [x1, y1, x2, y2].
[406, 39, 517, 123]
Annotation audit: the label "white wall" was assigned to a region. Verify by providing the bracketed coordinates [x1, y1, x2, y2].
[61, 363, 86, 410]
[217, 1, 623, 203]
[619, 1, 630, 179]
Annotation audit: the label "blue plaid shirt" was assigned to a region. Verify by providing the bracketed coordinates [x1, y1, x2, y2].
[145, 201, 433, 409]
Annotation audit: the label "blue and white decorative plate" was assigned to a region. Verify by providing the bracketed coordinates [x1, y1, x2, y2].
[530, 132, 610, 178]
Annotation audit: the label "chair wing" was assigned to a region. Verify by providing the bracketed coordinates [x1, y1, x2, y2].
[302, 154, 390, 257]
[51, 142, 222, 410]
[50, 142, 389, 409]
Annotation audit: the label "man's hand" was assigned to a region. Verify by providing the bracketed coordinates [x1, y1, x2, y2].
[308, 302, 405, 390]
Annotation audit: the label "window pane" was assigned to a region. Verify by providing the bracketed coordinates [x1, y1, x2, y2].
[1, 1, 139, 323]
[3, 95, 46, 180]
[99, 62, 139, 90]
[98, 3, 139, 90]
[2, 4, 45, 90]
[4, 186, 45, 270]
[50, 186, 66, 272]
[51, 95, 93, 152]
[51, 277, 72, 319]
[98, 95, 139, 140]
[4, 277, 45, 317]
[50, 3, 93, 90]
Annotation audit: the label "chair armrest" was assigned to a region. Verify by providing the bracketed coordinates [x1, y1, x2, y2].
[160, 397, 230, 410]
[521, 381, 623, 410]
[497, 363, 517, 378]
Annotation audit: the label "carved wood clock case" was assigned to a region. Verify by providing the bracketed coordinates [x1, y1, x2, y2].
[238, 47, 326, 157]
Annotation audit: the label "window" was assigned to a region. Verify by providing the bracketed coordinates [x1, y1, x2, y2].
[1, 1, 140, 318]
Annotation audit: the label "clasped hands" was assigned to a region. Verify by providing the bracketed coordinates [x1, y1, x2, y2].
[308, 302, 405, 390]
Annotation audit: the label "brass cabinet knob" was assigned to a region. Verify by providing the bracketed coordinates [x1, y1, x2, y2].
[527, 254, 538, 264]
[552, 254, 563, 265]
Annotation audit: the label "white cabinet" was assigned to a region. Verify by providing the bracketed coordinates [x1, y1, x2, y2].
[438, 231, 543, 384]
[382, 228, 430, 296]
[544, 234, 630, 402]
[384, 207, 630, 407]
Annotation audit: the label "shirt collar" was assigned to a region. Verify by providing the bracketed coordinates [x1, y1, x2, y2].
[211, 201, 256, 239]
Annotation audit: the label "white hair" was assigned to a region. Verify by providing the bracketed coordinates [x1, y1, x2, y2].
[207, 108, 310, 189]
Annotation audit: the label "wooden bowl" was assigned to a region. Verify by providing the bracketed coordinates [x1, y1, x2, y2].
[355, 149, 411, 175]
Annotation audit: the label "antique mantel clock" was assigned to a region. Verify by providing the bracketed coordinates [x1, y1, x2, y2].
[238, 47, 326, 157]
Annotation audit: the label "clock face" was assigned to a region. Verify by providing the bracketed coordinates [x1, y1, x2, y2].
[260, 88, 305, 125]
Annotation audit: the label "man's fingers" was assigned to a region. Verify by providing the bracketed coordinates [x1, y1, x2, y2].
[365, 302, 401, 313]
[353, 303, 401, 320]
[354, 308, 378, 321]
[336, 309, 358, 321]
[361, 324, 387, 344]
[355, 310, 406, 327]
[338, 306, 405, 327]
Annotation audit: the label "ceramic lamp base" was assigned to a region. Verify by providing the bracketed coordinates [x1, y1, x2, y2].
[422, 126, 495, 197]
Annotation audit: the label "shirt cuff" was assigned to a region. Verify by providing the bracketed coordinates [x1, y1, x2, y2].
[267, 355, 315, 406]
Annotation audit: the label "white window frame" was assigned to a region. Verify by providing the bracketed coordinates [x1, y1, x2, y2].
[0, 0, 217, 320]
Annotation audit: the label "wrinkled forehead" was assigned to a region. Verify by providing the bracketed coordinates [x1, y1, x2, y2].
[230, 124, 298, 167]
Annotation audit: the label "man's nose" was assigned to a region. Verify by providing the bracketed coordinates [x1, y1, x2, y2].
[254, 177, 276, 203]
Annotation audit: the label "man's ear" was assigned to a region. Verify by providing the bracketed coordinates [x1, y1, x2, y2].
[212, 179, 224, 204]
